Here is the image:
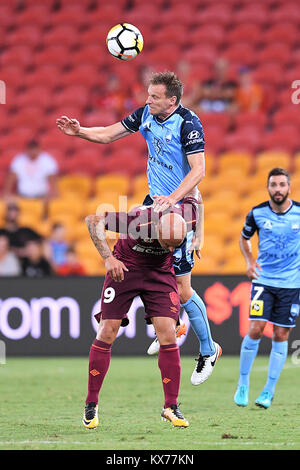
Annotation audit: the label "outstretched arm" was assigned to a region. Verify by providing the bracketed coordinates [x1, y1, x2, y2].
[56, 116, 131, 144]
[85, 214, 128, 282]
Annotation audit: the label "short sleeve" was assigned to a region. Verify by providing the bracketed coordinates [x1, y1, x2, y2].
[121, 106, 145, 133]
[180, 115, 205, 155]
[241, 209, 257, 239]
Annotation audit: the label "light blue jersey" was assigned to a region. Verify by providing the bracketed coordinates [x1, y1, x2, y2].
[122, 104, 205, 199]
[242, 200, 300, 288]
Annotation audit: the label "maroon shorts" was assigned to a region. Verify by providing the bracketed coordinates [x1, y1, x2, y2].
[95, 268, 180, 326]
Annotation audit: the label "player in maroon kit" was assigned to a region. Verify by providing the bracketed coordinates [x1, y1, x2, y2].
[82, 194, 198, 429]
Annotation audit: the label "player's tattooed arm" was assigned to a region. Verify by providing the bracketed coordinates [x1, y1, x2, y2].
[85, 214, 129, 282]
[85, 214, 112, 259]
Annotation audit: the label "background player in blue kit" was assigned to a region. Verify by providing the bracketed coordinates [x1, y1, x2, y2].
[234, 168, 300, 409]
[57, 71, 221, 385]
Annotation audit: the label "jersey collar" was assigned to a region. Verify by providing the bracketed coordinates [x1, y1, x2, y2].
[268, 199, 293, 215]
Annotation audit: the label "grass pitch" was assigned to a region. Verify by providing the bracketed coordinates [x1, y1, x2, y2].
[0, 356, 299, 451]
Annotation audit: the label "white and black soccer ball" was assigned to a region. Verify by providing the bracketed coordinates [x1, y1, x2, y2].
[106, 23, 143, 61]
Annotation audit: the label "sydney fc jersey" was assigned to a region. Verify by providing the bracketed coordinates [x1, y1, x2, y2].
[242, 200, 300, 288]
[122, 104, 205, 199]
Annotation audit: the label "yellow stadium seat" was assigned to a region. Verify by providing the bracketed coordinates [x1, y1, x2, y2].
[201, 233, 224, 263]
[193, 254, 221, 274]
[132, 174, 149, 195]
[255, 151, 291, 174]
[0, 200, 7, 221]
[75, 239, 98, 258]
[48, 197, 85, 220]
[57, 174, 92, 199]
[95, 174, 130, 197]
[204, 152, 217, 177]
[18, 213, 42, 231]
[218, 151, 253, 175]
[293, 153, 300, 172]
[219, 256, 245, 274]
[18, 198, 45, 219]
[37, 220, 52, 238]
[85, 198, 125, 216]
[290, 173, 300, 196]
[80, 256, 106, 276]
[245, 188, 269, 207]
[67, 221, 89, 243]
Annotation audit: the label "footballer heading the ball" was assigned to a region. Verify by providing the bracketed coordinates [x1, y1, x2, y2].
[106, 23, 143, 61]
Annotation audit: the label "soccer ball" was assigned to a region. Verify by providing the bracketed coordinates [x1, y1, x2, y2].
[106, 23, 143, 61]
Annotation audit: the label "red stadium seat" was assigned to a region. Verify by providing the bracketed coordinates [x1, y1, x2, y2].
[5, 25, 41, 48]
[51, 7, 89, 28]
[234, 3, 269, 25]
[226, 24, 262, 47]
[34, 45, 71, 67]
[223, 43, 257, 67]
[253, 63, 285, 87]
[262, 23, 298, 47]
[237, 112, 268, 131]
[200, 113, 231, 131]
[262, 127, 300, 154]
[196, 4, 233, 26]
[257, 43, 292, 67]
[223, 128, 262, 154]
[14, 5, 52, 27]
[272, 106, 300, 128]
[270, 3, 300, 23]
[0, 4, 16, 28]
[70, 45, 107, 67]
[158, 4, 197, 26]
[0, 45, 34, 68]
[147, 45, 182, 69]
[52, 86, 90, 109]
[61, 154, 101, 177]
[9, 106, 45, 130]
[183, 45, 218, 67]
[80, 25, 110, 46]
[0, 64, 25, 90]
[203, 126, 227, 154]
[42, 25, 79, 48]
[189, 24, 225, 49]
[151, 25, 188, 47]
[24, 65, 62, 90]
[15, 86, 52, 110]
[62, 66, 105, 89]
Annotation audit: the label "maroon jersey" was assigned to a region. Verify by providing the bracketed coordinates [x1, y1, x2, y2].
[104, 197, 198, 272]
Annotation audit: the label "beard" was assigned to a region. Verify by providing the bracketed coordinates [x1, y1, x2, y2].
[269, 191, 289, 206]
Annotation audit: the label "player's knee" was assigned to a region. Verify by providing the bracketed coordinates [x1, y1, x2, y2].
[249, 321, 264, 340]
[273, 326, 290, 342]
[97, 320, 119, 344]
[177, 283, 193, 304]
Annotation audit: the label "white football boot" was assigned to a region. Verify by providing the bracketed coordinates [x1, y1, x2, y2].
[191, 342, 222, 385]
[147, 320, 187, 355]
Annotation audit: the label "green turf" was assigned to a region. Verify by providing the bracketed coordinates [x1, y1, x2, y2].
[0, 356, 299, 450]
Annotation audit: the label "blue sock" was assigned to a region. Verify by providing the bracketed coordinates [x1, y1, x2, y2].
[181, 290, 215, 356]
[263, 340, 288, 396]
[238, 335, 261, 387]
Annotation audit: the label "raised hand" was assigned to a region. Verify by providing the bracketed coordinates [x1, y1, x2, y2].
[56, 115, 80, 136]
